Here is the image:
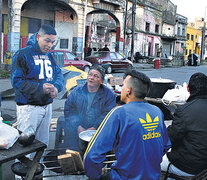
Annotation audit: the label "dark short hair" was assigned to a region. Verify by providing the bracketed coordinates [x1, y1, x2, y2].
[89, 65, 105, 80]
[124, 69, 151, 99]
[38, 24, 57, 35]
[188, 72, 207, 96]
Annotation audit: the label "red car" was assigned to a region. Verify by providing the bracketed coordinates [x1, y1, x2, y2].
[85, 51, 133, 73]
[50, 50, 92, 72]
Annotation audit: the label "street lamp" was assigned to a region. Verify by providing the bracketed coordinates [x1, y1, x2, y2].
[0, 0, 2, 64]
[82, 0, 88, 59]
[130, 0, 137, 62]
[123, 0, 128, 52]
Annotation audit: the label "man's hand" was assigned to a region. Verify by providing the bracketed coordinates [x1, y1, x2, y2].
[50, 86, 58, 99]
[43, 83, 53, 94]
[87, 127, 96, 131]
[77, 126, 86, 135]
[43, 83, 58, 99]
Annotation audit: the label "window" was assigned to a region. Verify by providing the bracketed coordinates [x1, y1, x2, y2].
[60, 39, 68, 49]
[177, 27, 180, 35]
[191, 35, 194, 41]
[110, 52, 117, 59]
[92, 52, 107, 57]
[189, 50, 192, 55]
[116, 53, 124, 60]
[185, 49, 188, 55]
[55, 51, 65, 61]
[155, 24, 159, 33]
[182, 28, 185, 36]
[187, 33, 190, 40]
[97, 26, 105, 36]
[181, 43, 184, 47]
[54, 51, 65, 67]
[66, 52, 75, 60]
[28, 18, 41, 33]
[145, 22, 150, 32]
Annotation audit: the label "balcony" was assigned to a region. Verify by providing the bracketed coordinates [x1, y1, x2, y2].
[100, 0, 124, 7]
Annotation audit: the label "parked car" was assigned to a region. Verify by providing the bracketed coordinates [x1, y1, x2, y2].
[50, 50, 92, 72]
[85, 51, 133, 73]
[187, 53, 200, 66]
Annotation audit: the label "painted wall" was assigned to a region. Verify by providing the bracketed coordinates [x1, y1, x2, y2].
[134, 33, 161, 56]
[185, 26, 202, 60]
[2, 0, 184, 61]
[55, 22, 74, 51]
[142, 7, 162, 33]
[162, 24, 174, 37]
[55, 10, 75, 51]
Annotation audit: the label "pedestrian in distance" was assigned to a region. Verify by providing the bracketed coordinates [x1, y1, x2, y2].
[64, 65, 116, 156]
[102, 44, 110, 51]
[161, 72, 207, 177]
[84, 69, 171, 179]
[87, 45, 92, 57]
[11, 24, 64, 146]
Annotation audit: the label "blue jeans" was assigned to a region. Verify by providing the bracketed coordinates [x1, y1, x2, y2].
[161, 154, 195, 176]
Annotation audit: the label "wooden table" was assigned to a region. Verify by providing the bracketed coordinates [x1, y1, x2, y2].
[0, 139, 47, 180]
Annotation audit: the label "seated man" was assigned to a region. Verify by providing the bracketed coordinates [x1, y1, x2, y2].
[161, 72, 207, 176]
[64, 65, 116, 153]
[84, 70, 171, 179]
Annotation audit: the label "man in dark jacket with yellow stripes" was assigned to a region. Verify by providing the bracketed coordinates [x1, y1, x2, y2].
[84, 70, 171, 179]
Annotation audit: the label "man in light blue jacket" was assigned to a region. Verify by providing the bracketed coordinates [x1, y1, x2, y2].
[64, 65, 116, 153]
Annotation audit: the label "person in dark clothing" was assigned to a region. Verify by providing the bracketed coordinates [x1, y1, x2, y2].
[64, 65, 116, 154]
[102, 45, 110, 51]
[84, 45, 92, 57]
[87, 45, 92, 56]
[161, 72, 207, 176]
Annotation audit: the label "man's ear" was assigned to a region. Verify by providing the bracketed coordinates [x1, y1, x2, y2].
[127, 87, 132, 95]
[36, 34, 40, 41]
[101, 79, 104, 84]
[187, 85, 190, 92]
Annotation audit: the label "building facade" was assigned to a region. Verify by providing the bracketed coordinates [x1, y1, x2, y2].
[174, 14, 188, 64]
[185, 26, 202, 60]
[1, 0, 187, 65]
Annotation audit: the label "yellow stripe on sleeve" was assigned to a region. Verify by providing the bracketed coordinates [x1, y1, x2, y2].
[83, 106, 122, 162]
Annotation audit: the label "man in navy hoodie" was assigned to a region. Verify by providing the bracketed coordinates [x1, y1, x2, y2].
[11, 24, 64, 146]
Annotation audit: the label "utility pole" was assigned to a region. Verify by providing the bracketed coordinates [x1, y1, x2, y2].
[123, 0, 128, 52]
[0, 0, 2, 64]
[130, 0, 136, 62]
[82, 0, 88, 60]
[201, 23, 206, 61]
[201, 7, 207, 62]
[8, 0, 12, 34]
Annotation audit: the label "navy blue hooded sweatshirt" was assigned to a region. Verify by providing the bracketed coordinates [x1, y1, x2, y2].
[11, 33, 64, 106]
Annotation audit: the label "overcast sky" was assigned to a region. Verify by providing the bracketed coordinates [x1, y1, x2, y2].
[170, 0, 207, 22]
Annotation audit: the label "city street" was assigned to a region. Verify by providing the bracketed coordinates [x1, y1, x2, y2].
[1, 64, 207, 122]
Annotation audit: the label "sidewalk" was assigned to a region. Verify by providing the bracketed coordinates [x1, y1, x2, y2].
[133, 63, 154, 69]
